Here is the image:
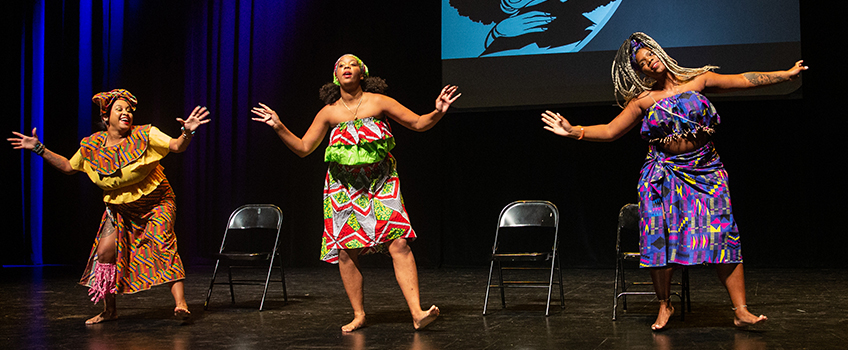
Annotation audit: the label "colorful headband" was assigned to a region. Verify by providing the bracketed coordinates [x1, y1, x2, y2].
[629, 39, 647, 69]
[332, 54, 369, 86]
[92, 89, 137, 117]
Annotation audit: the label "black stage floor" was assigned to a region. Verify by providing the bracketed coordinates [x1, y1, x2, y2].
[1, 265, 846, 349]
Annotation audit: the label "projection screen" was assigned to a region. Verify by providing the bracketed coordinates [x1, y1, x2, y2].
[442, 0, 802, 110]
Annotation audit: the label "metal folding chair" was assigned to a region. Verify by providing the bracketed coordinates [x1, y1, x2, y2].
[204, 204, 287, 311]
[612, 203, 690, 320]
[483, 200, 564, 316]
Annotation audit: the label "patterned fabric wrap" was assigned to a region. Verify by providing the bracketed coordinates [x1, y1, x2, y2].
[78, 125, 151, 176]
[92, 89, 137, 117]
[320, 118, 415, 263]
[637, 93, 742, 268]
[80, 179, 185, 296]
[629, 39, 646, 70]
[641, 91, 719, 144]
[70, 125, 171, 204]
[332, 54, 369, 86]
[324, 117, 395, 165]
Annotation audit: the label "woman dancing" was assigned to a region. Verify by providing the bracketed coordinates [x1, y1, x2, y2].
[251, 54, 460, 332]
[541, 32, 806, 330]
[9, 89, 210, 324]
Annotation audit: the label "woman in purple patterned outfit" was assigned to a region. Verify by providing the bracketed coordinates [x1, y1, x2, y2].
[541, 32, 806, 330]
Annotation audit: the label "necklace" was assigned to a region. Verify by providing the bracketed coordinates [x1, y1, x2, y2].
[341, 93, 363, 119]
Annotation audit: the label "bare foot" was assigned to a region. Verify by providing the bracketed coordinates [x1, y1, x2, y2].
[413, 305, 440, 330]
[174, 306, 191, 320]
[85, 310, 117, 325]
[651, 301, 674, 331]
[342, 314, 366, 332]
[734, 308, 767, 327]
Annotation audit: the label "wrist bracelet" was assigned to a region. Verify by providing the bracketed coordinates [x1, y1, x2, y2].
[574, 126, 585, 140]
[33, 141, 45, 156]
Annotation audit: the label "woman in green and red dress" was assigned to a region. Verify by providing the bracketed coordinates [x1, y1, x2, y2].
[9, 89, 210, 324]
[251, 54, 459, 332]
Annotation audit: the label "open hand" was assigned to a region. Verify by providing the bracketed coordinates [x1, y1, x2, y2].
[8, 128, 40, 151]
[251, 103, 283, 128]
[541, 110, 577, 137]
[435, 85, 461, 113]
[177, 106, 211, 133]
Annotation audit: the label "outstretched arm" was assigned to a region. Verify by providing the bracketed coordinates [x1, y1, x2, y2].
[251, 102, 330, 158]
[170, 105, 211, 153]
[381, 85, 461, 132]
[702, 60, 808, 92]
[541, 99, 644, 142]
[8, 128, 77, 174]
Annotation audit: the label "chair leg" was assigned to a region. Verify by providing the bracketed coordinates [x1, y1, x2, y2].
[204, 259, 222, 310]
[483, 260, 496, 315]
[497, 261, 506, 308]
[612, 259, 621, 320]
[557, 255, 565, 310]
[545, 253, 557, 316]
[621, 265, 628, 311]
[227, 265, 236, 304]
[260, 256, 275, 311]
[683, 268, 691, 312]
[279, 255, 288, 304]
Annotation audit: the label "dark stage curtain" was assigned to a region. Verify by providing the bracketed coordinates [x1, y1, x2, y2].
[7, 0, 844, 269]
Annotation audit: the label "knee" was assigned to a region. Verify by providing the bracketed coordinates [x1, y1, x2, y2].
[96, 244, 116, 263]
[389, 238, 411, 256]
[96, 254, 114, 264]
[338, 249, 360, 265]
[338, 249, 351, 263]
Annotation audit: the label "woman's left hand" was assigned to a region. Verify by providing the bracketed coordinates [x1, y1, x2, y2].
[787, 60, 808, 80]
[435, 85, 461, 113]
[176, 106, 211, 134]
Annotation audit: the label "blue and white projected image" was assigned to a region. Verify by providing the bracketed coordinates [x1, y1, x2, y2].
[442, 0, 622, 58]
[442, 0, 802, 109]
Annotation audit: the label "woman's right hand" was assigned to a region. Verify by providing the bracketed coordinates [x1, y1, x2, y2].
[541, 110, 577, 138]
[251, 103, 282, 129]
[8, 128, 40, 151]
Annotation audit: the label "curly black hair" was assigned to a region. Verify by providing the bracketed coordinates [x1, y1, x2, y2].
[319, 76, 388, 105]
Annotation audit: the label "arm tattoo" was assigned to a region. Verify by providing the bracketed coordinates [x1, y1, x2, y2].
[743, 73, 788, 86]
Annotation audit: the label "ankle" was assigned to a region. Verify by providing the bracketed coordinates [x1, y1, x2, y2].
[731, 304, 747, 311]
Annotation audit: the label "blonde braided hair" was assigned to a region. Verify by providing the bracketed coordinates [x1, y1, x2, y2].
[611, 32, 718, 108]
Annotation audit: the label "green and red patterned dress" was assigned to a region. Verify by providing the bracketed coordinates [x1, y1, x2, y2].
[320, 117, 416, 263]
[70, 125, 185, 301]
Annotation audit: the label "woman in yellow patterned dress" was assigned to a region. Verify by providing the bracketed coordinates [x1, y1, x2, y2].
[9, 89, 210, 324]
[252, 54, 459, 332]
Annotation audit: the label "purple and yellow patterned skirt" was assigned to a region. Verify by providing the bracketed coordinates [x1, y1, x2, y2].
[637, 142, 742, 267]
[79, 179, 185, 294]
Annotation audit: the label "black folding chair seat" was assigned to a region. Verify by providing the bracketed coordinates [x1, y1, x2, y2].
[205, 204, 287, 311]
